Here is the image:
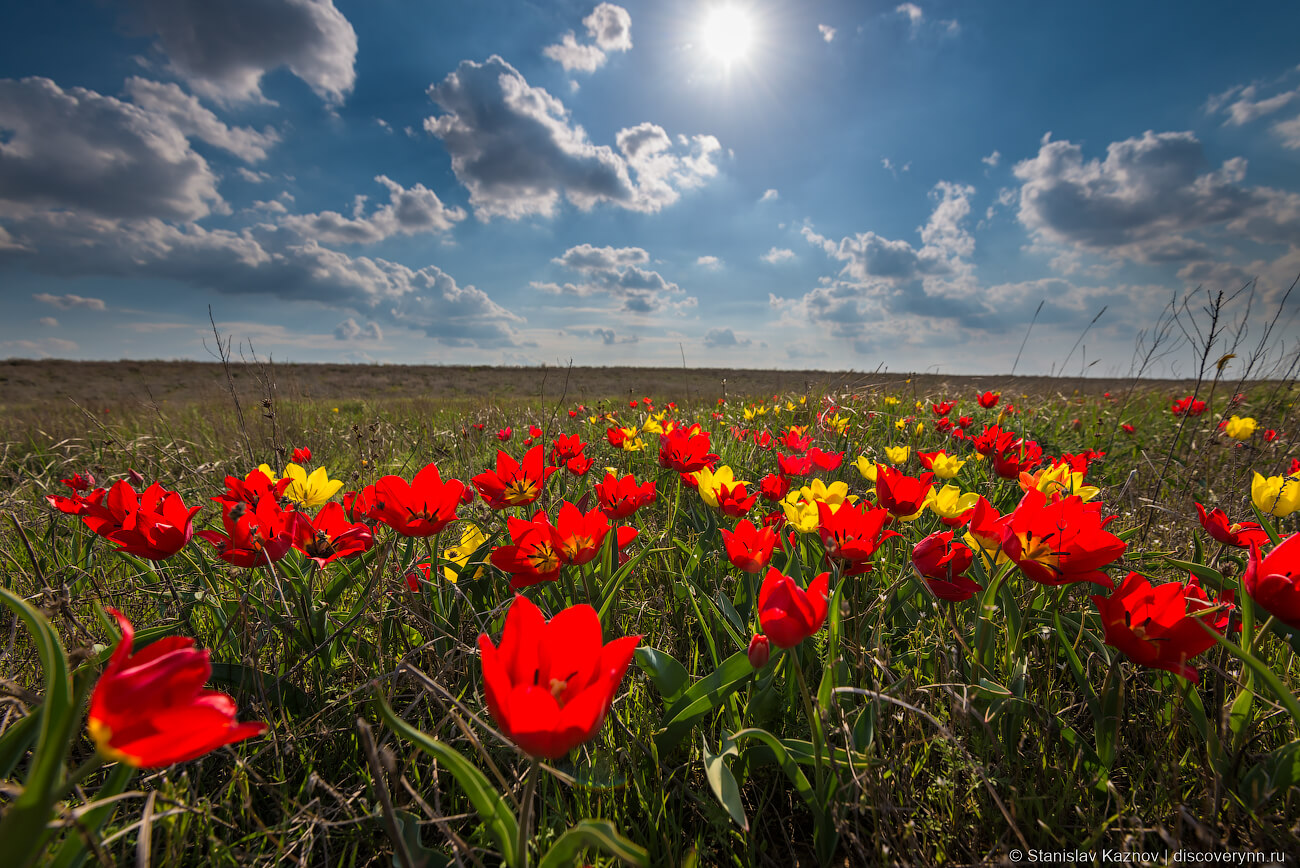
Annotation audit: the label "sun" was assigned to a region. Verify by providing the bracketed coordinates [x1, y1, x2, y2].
[699, 4, 756, 67]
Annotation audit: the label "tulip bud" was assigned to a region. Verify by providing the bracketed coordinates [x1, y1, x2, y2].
[748, 633, 771, 668]
[127, 467, 145, 487]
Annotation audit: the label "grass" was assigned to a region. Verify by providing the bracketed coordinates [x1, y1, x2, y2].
[2, 342, 1299, 865]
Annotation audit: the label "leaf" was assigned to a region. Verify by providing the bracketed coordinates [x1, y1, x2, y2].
[702, 737, 747, 832]
[655, 651, 755, 752]
[536, 819, 649, 868]
[1164, 557, 1225, 590]
[634, 647, 689, 705]
[373, 691, 518, 867]
[392, 810, 452, 868]
[0, 586, 77, 868]
[1240, 739, 1300, 809]
[209, 662, 312, 715]
[724, 728, 819, 813]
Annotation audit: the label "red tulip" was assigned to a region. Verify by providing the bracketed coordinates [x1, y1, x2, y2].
[289, 502, 374, 568]
[566, 453, 594, 476]
[478, 595, 640, 759]
[778, 429, 812, 454]
[554, 502, 615, 566]
[875, 466, 935, 519]
[88, 609, 266, 767]
[977, 391, 1000, 409]
[1000, 488, 1126, 588]
[817, 500, 898, 574]
[1091, 572, 1234, 682]
[371, 464, 465, 536]
[549, 433, 586, 464]
[291, 447, 312, 464]
[196, 498, 296, 569]
[747, 634, 771, 668]
[807, 447, 843, 472]
[595, 472, 656, 520]
[491, 513, 566, 589]
[990, 432, 1043, 479]
[776, 452, 814, 477]
[1244, 534, 1300, 629]
[721, 519, 779, 573]
[931, 400, 955, 417]
[80, 480, 201, 561]
[658, 426, 718, 474]
[213, 469, 291, 511]
[758, 472, 792, 502]
[1194, 502, 1269, 549]
[473, 446, 556, 510]
[911, 532, 982, 602]
[757, 568, 830, 649]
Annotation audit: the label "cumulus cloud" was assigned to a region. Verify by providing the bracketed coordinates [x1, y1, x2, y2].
[981, 150, 1001, 167]
[896, 3, 923, 24]
[334, 317, 382, 341]
[696, 255, 721, 269]
[818, 24, 836, 42]
[703, 327, 750, 348]
[39, 317, 58, 327]
[424, 56, 720, 219]
[5, 216, 520, 348]
[119, 0, 358, 105]
[543, 4, 632, 73]
[759, 188, 779, 202]
[237, 168, 272, 183]
[33, 292, 107, 310]
[762, 247, 795, 264]
[279, 175, 466, 244]
[123, 77, 279, 162]
[532, 243, 694, 313]
[1013, 130, 1300, 263]
[0, 77, 225, 222]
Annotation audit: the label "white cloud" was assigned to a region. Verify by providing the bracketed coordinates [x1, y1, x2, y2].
[1273, 114, 1300, 149]
[119, 0, 358, 105]
[123, 77, 279, 162]
[896, 3, 923, 25]
[696, 254, 721, 269]
[543, 34, 608, 73]
[279, 175, 466, 244]
[237, 168, 272, 183]
[534, 243, 694, 313]
[39, 317, 58, 327]
[762, 247, 795, 264]
[424, 56, 720, 219]
[33, 292, 107, 310]
[0, 77, 225, 222]
[703, 327, 750, 348]
[1, 337, 78, 357]
[1013, 129, 1300, 263]
[981, 150, 1001, 167]
[542, 4, 631, 73]
[759, 188, 779, 202]
[818, 24, 836, 43]
[334, 318, 382, 341]
[584, 4, 632, 52]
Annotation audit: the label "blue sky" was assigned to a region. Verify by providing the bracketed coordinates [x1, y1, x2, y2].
[2, 0, 1298, 376]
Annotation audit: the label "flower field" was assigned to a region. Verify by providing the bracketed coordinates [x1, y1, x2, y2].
[2, 367, 1299, 866]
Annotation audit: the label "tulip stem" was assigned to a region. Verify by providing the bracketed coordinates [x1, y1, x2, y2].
[516, 758, 539, 868]
[791, 649, 826, 799]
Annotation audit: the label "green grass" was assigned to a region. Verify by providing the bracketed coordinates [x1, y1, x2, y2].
[2, 373, 1299, 866]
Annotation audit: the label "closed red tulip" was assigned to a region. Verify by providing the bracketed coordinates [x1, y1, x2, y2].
[757, 568, 830, 649]
[747, 634, 771, 668]
[595, 472, 656, 520]
[1244, 534, 1300, 629]
[911, 532, 982, 602]
[88, 609, 266, 767]
[478, 595, 640, 759]
[721, 519, 779, 573]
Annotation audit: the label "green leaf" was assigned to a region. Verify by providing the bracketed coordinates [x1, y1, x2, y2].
[702, 737, 747, 832]
[374, 691, 518, 867]
[209, 662, 312, 715]
[536, 819, 649, 868]
[0, 586, 78, 868]
[0, 710, 41, 780]
[655, 651, 755, 752]
[1164, 557, 1225, 590]
[634, 647, 689, 705]
[597, 544, 660, 622]
[392, 810, 452, 868]
[1239, 738, 1300, 809]
[724, 728, 819, 813]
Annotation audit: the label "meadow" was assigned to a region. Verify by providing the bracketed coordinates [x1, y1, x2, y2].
[1, 347, 1298, 866]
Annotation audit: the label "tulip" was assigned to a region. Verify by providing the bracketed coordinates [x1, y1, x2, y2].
[1251, 471, 1300, 518]
[694, 465, 758, 517]
[757, 568, 830, 648]
[473, 446, 556, 510]
[721, 519, 779, 573]
[747, 634, 771, 668]
[1091, 572, 1234, 681]
[911, 532, 982, 602]
[977, 391, 999, 409]
[875, 466, 935, 520]
[1223, 416, 1258, 440]
[658, 426, 718, 473]
[79, 480, 201, 561]
[442, 523, 488, 582]
[1000, 488, 1126, 588]
[490, 513, 567, 589]
[196, 498, 296, 569]
[289, 502, 374, 568]
[1244, 535, 1300, 629]
[88, 609, 265, 767]
[478, 596, 640, 759]
[818, 500, 898, 575]
[595, 472, 657, 519]
[917, 450, 966, 479]
[371, 464, 465, 536]
[1194, 502, 1269, 549]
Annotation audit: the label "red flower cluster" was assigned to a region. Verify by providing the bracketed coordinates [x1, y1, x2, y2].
[1092, 572, 1233, 682]
[75, 480, 202, 561]
[1170, 395, 1207, 416]
[912, 532, 982, 601]
[658, 426, 718, 474]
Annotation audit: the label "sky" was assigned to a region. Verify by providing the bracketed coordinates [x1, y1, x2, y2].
[1, 0, 1299, 377]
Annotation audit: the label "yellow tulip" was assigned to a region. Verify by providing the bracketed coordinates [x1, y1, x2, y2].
[885, 445, 910, 464]
[282, 463, 343, 509]
[797, 479, 855, 506]
[930, 484, 979, 521]
[854, 456, 880, 483]
[927, 452, 966, 479]
[694, 465, 747, 510]
[1252, 471, 1300, 518]
[1224, 415, 1258, 440]
[443, 524, 487, 582]
[781, 495, 821, 533]
[1019, 464, 1099, 502]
